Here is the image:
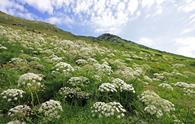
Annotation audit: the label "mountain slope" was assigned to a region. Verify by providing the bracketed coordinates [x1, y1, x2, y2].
[0, 12, 195, 124]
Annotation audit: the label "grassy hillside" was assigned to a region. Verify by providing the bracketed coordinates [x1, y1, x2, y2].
[0, 12, 195, 124]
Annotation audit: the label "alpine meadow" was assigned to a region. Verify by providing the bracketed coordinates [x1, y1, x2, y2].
[1, 11, 195, 124]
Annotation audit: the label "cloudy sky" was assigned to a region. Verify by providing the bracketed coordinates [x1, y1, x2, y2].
[0, 0, 195, 58]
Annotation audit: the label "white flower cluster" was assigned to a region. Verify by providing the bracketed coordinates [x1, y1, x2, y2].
[18, 73, 44, 92]
[114, 67, 135, 80]
[91, 102, 126, 118]
[112, 78, 135, 93]
[58, 87, 76, 99]
[87, 58, 98, 64]
[162, 71, 184, 78]
[58, 40, 75, 48]
[144, 105, 163, 117]
[171, 71, 184, 77]
[52, 62, 74, 74]
[175, 82, 195, 96]
[98, 83, 117, 92]
[7, 120, 26, 124]
[67, 76, 89, 87]
[183, 88, 195, 96]
[158, 83, 173, 90]
[95, 62, 113, 75]
[175, 82, 195, 89]
[9, 58, 26, 64]
[76, 90, 90, 99]
[58, 87, 89, 99]
[76, 59, 88, 65]
[38, 100, 63, 120]
[0, 44, 7, 50]
[98, 78, 135, 93]
[139, 90, 175, 118]
[8, 105, 31, 119]
[50, 54, 63, 62]
[31, 56, 40, 61]
[153, 73, 165, 81]
[1, 89, 25, 102]
[172, 64, 185, 68]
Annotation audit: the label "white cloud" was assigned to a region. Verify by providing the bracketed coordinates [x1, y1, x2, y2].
[0, 0, 36, 20]
[181, 14, 195, 34]
[142, 0, 155, 8]
[46, 17, 61, 25]
[138, 37, 155, 47]
[46, 16, 74, 25]
[189, 15, 195, 24]
[141, 0, 166, 19]
[175, 37, 195, 57]
[156, 0, 166, 5]
[181, 28, 194, 34]
[179, 0, 195, 13]
[0, 0, 166, 34]
[0, 0, 11, 12]
[137, 37, 195, 58]
[24, 0, 54, 14]
[142, 0, 166, 8]
[145, 7, 163, 19]
[127, 0, 139, 15]
[90, 11, 128, 33]
[0, 0, 24, 13]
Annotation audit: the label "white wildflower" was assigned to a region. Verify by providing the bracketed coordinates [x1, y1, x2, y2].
[112, 78, 135, 93]
[158, 83, 173, 90]
[114, 67, 135, 80]
[172, 64, 185, 68]
[7, 120, 26, 124]
[58, 87, 89, 100]
[76, 59, 88, 65]
[9, 58, 26, 64]
[139, 90, 175, 118]
[38, 100, 63, 120]
[175, 82, 195, 89]
[18, 73, 44, 92]
[153, 73, 165, 81]
[98, 83, 117, 92]
[87, 58, 98, 64]
[95, 63, 113, 75]
[183, 88, 195, 96]
[144, 105, 158, 115]
[91, 102, 126, 118]
[1, 89, 25, 102]
[67, 76, 89, 87]
[50, 55, 63, 62]
[8, 105, 31, 119]
[52, 62, 74, 74]
[0, 44, 7, 50]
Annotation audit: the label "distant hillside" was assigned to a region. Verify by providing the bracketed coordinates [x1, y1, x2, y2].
[0, 11, 75, 39]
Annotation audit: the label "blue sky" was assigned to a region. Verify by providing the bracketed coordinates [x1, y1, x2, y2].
[0, 0, 195, 58]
